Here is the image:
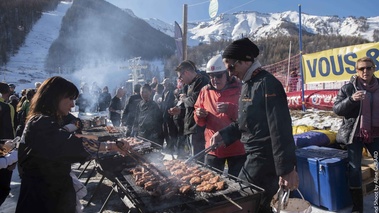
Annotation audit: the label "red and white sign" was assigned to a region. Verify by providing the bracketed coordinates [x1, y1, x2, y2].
[287, 90, 339, 110]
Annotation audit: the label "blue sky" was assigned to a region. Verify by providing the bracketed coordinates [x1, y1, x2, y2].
[107, 0, 379, 24]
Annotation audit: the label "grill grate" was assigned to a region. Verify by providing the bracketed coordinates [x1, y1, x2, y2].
[117, 157, 263, 212]
[94, 136, 263, 212]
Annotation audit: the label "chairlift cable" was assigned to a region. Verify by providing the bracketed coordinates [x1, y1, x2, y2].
[222, 0, 256, 14]
[188, 0, 210, 7]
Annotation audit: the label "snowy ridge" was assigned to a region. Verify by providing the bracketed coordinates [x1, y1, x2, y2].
[145, 10, 379, 45]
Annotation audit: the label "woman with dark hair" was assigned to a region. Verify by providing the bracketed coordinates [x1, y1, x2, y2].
[15, 76, 127, 213]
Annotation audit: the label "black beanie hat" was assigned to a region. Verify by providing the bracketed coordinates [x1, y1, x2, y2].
[222, 38, 259, 61]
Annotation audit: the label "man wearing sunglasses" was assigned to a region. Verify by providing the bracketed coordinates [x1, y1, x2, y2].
[210, 38, 299, 213]
[194, 55, 246, 177]
[168, 60, 209, 159]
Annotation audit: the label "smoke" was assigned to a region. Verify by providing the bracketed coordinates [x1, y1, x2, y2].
[57, 1, 133, 100]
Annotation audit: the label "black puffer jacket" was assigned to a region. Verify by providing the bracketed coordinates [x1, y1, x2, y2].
[182, 73, 209, 135]
[333, 76, 379, 145]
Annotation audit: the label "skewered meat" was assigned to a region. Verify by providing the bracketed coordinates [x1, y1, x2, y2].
[130, 167, 144, 174]
[189, 176, 202, 185]
[136, 179, 146, 187]
[214, 181, 225, 190]
[209, 175, 220, 184]
[181, 174, 198, 182]
[196, 183, 216, 192]
[197, 170, 209, 176]
[172, 169, 187, 177]
[105, 126, 119, 133]
[187, 165, 200, 171]
[144, 180, 159, 191]
[179, 185, 191, 194]
[201, 173, 215, 181]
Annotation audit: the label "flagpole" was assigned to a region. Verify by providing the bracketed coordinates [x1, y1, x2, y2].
[285, 41, 292, 92]
[299, 4, 306, 111]
[183, 4, 188, 60]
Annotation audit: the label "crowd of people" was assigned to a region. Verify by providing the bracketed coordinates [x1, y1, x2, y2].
[0, 37, 377, 213]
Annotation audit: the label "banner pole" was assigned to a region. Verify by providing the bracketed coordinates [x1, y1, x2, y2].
[286, 41, 292, 92]
[299, 4, 306, 112]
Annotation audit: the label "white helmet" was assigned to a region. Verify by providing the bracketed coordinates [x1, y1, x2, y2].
[206, 54, 227, 73]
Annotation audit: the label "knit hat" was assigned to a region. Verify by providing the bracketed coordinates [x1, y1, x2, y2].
[222, 38, 259, 61]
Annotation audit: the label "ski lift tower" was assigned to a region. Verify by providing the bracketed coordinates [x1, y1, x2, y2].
[128, 57, 147, 88]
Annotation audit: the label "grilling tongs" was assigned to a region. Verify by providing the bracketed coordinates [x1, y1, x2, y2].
[184, 143, 218, 164]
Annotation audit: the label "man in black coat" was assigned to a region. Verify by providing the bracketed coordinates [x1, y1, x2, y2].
[168, 60, 210, 158]
[109, 88, 125, 127]
[121, 84, 142, 136]
[210, 38, 299, 213]
[160, 79, 178, 154]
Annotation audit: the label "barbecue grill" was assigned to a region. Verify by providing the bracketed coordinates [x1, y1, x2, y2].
[77, 126, 125, 180]
[90, 136, 264, 213]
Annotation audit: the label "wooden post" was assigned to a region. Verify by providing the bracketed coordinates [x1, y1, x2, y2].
[183, 4, 188, 60]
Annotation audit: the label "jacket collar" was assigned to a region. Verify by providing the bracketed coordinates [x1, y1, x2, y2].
[242, 60, 261, 82]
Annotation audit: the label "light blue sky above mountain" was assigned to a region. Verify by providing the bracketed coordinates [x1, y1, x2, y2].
[107, 0, 379, 24]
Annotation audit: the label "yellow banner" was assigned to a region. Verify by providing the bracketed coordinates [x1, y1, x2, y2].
[302, 42, 379, 83]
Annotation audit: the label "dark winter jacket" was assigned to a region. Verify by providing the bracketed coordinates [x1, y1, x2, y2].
[98, 91, 111, 111]
[219, 67, 296, 177]
[109, 96, 122, 125]
[134, 100, 163, 144]
[183, 73, 210, 135]
[0, 98, 15, 139]
[333, 76, 379, 145]
[121, 94, 142, 126]
[161, 87, 176, 122]
[16, 114, 90, 213]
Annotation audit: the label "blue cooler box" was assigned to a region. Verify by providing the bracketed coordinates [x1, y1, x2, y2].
[296, 146, 352, 211]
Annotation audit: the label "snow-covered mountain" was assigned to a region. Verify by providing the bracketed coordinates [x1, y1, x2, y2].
[143, 10, 379, 45]
[3, 2, 72, 90]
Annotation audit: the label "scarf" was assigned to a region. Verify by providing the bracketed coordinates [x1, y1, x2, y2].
[242, 60, 261, 82]
[357, 77, 379, 143]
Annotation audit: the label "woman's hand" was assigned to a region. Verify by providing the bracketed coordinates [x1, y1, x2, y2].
[351, 90, 366, 101]
[217, 102, 228, 113]
[196, 108, 208, 118]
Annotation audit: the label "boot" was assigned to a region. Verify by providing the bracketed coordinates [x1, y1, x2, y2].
[350, 188, 363, 213]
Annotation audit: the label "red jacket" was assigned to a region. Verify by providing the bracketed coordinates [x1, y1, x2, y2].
[194, 78, 245, 158]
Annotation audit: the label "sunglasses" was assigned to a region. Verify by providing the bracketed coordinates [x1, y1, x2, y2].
[357, 66, 374, 71]
[227, 60, 239, 72]
[178, 70, 186, 79]
[209, 72, 225, 79]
